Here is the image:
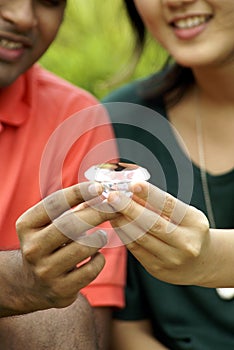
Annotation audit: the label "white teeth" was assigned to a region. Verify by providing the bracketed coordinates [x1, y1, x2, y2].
[174, 15, 208, 29]
[0, 39, 23, 49]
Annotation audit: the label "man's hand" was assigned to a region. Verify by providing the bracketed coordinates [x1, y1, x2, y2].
[0, 182, 117, 317]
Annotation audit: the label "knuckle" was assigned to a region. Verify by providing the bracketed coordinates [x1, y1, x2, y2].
[163, 195, 175, 217]
[182, 240, 202, 259]
[34, 263, 52, 280]
[198, 215, 210, 233]
[94, 255, 106, 273]
[189, 245, 201, 258]
[53, 216, 70, 236]
[161, 248, 186, 268]
[121, 198, 136, 215]
[15, 216, 28, 235]
[147, 263, 162, 277]
[44, 195, 62, 214]
[44, 191, 70, 220]
[193, 208, 210, 231]
[171, 256, 184, 267]
[186, 242, 201, 258]
[149, 217, 163, 233]
[50, 284, 63, 299]
[44, 287, 66, 307]
[86, 255, 105, 279]
[136, 233, 149, 245]
[76, 241, 92, 256]
[72, 185, 83, 201]
[98, 208, 113, 222]
[22, 240, 40, 263]
[126, 241, 139, 252]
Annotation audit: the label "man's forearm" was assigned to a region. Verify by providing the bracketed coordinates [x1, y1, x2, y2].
[0, 250, 27, 317]
[93, 307, 112, 350]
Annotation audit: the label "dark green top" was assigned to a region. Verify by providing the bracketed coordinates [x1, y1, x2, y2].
[103, 76, 234, 349]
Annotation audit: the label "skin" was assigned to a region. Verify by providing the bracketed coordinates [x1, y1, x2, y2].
[0, 0, 66, 87]
[0, 0, 111, 318]
[108, 183, 234, 349]
[0, 0, 66, 315]
[0, 295, 100, 350]
[108, 182, 234, 288]
[0, 1, 117, 348]
[108, 0, 234, 348]
[134, 0, 234, 68]
[112, 0, 234, 286]
[0, 182, 117, 316]
[110, 320, 168, 350]
[0, 182, 117, 349]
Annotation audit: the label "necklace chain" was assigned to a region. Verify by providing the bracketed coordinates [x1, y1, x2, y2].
[195, 98, 216, 228]
[195, 90, 234, 299]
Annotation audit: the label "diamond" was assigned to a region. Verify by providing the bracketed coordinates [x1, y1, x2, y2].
[85, 162, 150, 197]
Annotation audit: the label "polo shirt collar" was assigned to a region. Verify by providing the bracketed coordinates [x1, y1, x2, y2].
[0, 66, 34, 127]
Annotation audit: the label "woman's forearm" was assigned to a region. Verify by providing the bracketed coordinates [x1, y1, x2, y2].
[198, 229, 234, 288]
[110, 320, 168, 350]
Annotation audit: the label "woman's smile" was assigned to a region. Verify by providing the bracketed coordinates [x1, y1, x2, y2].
[170, 14, 212, 40]
[133, 0, 234, 68]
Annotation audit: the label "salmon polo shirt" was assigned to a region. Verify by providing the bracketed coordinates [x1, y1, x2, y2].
[0, 64, 126, 308]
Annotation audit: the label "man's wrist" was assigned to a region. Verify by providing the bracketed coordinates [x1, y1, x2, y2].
[0, 250, 30, 317]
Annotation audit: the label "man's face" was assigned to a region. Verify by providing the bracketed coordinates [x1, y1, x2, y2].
[0, 0, 66, 88]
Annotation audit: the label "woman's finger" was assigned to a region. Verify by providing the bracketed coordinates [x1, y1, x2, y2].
[111, 215, 146, 245]
[130, 181, 199, 226]
[112, 216, 180, 263]
[108, 190, 177, 236]
[119, 231, 171, 272]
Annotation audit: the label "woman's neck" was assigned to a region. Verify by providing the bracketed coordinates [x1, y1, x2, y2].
[192, 63, 234, 105]
[168, 63, 234, 175]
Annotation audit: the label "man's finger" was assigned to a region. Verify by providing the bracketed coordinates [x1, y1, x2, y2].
[38, 230, 108, 277]
[17, 182, 103, 230]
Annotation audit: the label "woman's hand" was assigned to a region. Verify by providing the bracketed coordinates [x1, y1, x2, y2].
[107, 181, 212, 286]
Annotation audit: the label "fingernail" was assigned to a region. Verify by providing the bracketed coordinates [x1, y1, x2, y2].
[98, 230, 107, 238]
[132, 184, 142, 193]
[88, 182, 102, 196]
[97, 230, 108, 244]
[107, 192, 121, 205]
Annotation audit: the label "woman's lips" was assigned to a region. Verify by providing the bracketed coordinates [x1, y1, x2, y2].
[170, 14, 212, 40]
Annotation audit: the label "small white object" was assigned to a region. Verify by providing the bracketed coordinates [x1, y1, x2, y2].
[85, 162, 150, 197]
[216, 288, 234, 300]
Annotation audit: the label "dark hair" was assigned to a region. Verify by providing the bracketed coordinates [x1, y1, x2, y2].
[124, 0, 146, 50]
[123, 0, 195, 106]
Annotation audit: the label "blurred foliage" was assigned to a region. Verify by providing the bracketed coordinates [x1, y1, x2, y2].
[40, 0, 167, 99]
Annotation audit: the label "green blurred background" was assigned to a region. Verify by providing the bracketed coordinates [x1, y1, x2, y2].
[40, 0, 167, 99]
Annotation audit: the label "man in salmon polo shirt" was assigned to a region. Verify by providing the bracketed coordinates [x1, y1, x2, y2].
[0, 1, 125, 349]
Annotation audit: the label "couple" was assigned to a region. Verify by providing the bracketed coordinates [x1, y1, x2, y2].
[0, 0, 233, 349]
